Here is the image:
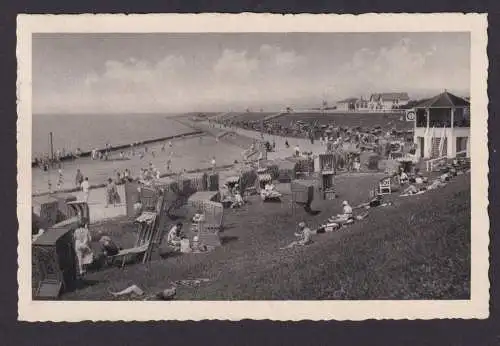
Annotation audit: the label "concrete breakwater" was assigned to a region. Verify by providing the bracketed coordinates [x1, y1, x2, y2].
[31, 130, 203, 167]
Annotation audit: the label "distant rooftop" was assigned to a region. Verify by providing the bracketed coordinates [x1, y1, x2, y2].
[337, 97, 358, 103]
[415, 91, 470, 108]
[370, 92, 410, 102]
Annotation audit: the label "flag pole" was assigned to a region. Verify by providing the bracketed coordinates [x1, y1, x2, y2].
[48, 132, 53, 193]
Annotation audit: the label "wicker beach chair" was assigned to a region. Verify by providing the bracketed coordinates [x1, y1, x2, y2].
[107, 212, 159, 268]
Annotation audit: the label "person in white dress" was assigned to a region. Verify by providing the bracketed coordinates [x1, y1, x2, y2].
[74, 220, 93, 275]
[81, 177, 90, 203]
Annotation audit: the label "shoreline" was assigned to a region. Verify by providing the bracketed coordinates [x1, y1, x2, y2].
[32, 117, 392, 198]
[32, 163, 236, 198]
[31, 130, 203, 167]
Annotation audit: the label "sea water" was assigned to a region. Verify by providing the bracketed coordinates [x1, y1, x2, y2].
[32, 113, 195, 158]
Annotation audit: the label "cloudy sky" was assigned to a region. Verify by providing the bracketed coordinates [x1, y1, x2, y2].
[32, 32, 470, 114]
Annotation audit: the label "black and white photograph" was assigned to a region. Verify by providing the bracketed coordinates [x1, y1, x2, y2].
[17, 13, 489, 321]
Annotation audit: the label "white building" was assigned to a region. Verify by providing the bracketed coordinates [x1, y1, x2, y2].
[355, 97, 369, 111]
[369, 92, 410, 110]
[413, 91, 470, 159]
[336, 97, 357, 111]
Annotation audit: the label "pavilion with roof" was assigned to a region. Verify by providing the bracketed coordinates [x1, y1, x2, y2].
[413, 90, 470, 159]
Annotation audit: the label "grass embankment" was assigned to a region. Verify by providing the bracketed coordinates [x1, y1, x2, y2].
[233, 112, 414, 132]
[63, 173, 470, 300]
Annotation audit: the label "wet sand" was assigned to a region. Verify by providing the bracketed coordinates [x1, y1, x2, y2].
[186, 119, 328, 159]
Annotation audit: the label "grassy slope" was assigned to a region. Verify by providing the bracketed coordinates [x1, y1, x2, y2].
[64, 173, 470, 300]
[261, 112, 413, 131]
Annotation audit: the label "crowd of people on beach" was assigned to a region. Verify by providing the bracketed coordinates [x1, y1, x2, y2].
[212, 115, 411, 143]
[212, 115, 415, 161]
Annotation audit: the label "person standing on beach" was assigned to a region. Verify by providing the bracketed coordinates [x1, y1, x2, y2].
[74, 219, 93, 276]
[81, 177, 90, 203]
[211, 156, 217, 171]
[75, 169, 84, 188]
[166, 158, 172, 172]
[294, 144, 301, 157]
[105, 178, 120, 208]
[57, 168, 64, 190]
[124, 169, 131, 182]
[115, 172, 122, 185]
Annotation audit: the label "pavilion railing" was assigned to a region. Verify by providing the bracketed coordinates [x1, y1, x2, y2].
[425, 150, 468, 172]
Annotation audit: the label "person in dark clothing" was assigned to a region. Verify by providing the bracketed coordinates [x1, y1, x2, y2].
[75, 169, 84, 188]
[99, 236, 121, 256]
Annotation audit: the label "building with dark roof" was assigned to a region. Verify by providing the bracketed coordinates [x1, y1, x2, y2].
[412, 90, 470, 159]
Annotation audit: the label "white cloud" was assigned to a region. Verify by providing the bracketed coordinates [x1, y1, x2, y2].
[334, 37, 469, 99]
[35, 44, 309, 113]
[213, 49, 259, 80]
[33, 39, 469, 113]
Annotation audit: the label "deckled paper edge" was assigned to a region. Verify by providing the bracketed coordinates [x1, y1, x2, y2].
[16, 13, 489, 322]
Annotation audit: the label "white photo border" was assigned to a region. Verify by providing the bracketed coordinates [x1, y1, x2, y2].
[17, 13, 489, 321]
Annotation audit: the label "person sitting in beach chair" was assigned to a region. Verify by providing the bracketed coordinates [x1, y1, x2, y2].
[340, 200, 353, 219]
[166, 222, 184, 252]
[261, 182, 282, 201]
[231, 191, 245, 209]
[353, 158, 361, 172]
[414, 173, 425, 185]
[281, 222, 313, 249]
[191, 235, 209, 253]
[191, 213, 205, 233]
[399, 168, 409, 185]
[328, 201, 354, 224]
[99, 235, 122, 257]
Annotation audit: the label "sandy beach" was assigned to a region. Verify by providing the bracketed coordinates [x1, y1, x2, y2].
[32, 116, 386, 223]
[32, 133, 244, 195]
